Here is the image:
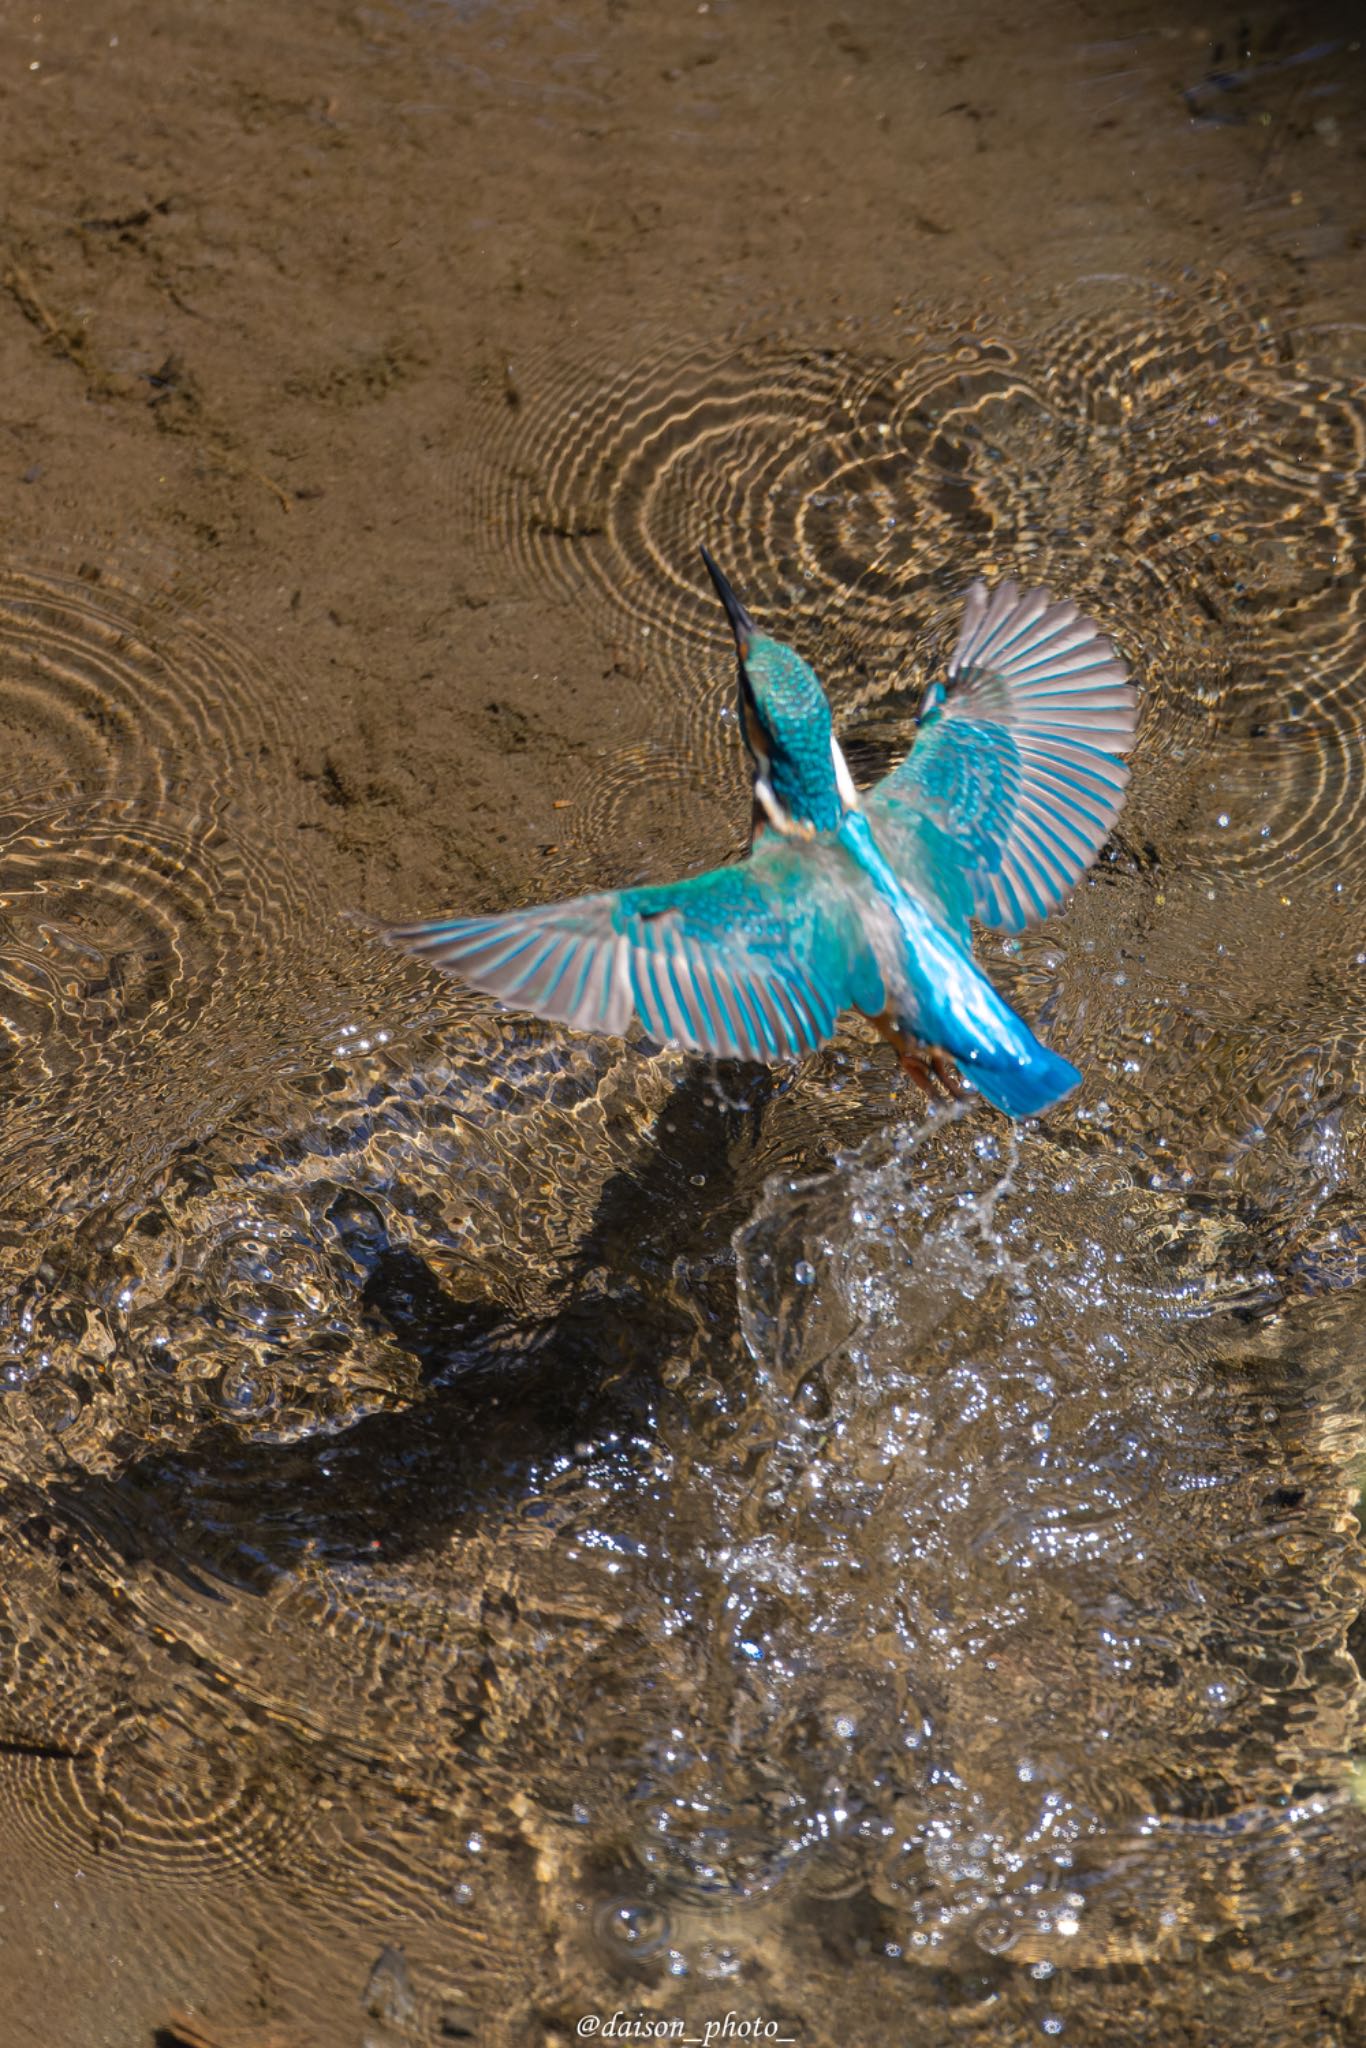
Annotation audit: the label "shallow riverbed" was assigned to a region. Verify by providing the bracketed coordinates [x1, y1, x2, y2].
[0, 2, 1364, 2043]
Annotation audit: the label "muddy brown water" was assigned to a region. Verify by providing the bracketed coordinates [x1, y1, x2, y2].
[1, 2, 1365, 2043]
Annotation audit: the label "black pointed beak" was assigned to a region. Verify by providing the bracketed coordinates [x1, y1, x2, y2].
[700, 545, 757, 659]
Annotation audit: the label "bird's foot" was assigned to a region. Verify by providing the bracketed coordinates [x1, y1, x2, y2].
[893, 1047, 935, 1093]
[895, 1045, 964, 1100]
[929, 1047, 965, 1099]
[874, 1014, 965, 1102]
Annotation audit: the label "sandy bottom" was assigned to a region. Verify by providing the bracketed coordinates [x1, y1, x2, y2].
[0, 1, 1364, 2044]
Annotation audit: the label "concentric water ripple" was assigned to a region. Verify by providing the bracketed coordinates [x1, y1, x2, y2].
[0, 1720, 310, 1896]
[0, 563, 318, 1209]
[0, 563, 292, 811]
[472, 279, 1366, 892]
[0, 278, 1363, 2042]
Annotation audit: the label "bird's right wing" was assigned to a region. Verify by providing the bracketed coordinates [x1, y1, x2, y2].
[388, 837, 875, 1061]
[865, 580, 1136, 934]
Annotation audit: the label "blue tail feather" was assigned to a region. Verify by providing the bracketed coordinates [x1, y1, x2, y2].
[961, 1035, 1081, 1118]
[939, 978, 1082, 1118]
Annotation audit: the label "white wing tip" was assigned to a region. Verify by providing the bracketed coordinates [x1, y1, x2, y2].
[949, 575, 1131, 704]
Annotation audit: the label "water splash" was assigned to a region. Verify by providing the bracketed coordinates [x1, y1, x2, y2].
[1, 276, 1365, 2043]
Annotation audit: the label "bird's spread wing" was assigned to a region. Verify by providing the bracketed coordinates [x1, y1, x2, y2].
[388, 838, 871, 1061]
[865, 580, 1137, 934]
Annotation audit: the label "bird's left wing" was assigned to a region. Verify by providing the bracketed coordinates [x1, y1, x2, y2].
[388, 837, 873, 1061]
[865, 580, 1136, 934]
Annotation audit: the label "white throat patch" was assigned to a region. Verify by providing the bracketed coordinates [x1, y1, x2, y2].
[832, 736, 860, 811]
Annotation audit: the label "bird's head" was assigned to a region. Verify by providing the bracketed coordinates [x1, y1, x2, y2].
[700, 546, 857, 837]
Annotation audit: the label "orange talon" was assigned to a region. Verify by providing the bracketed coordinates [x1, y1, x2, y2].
[930, 1047, 965, 1098]
[898, 1048, 937, 1093]
[873, 1012, 963, 1101]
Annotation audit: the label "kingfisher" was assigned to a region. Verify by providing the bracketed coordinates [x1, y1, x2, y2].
[388, 551, 1136, 1117]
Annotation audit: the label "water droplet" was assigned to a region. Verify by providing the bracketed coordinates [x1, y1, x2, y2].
[975, 1912, 1017, 1954]
[595, 1897, 669, 1956]
[794, 1259, 816, 1286]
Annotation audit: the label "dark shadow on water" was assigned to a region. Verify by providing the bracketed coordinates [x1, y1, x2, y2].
[36, 1064, 781, 1592]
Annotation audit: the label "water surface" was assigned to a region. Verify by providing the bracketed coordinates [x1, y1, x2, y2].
[0, 2, 1363, 2043]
